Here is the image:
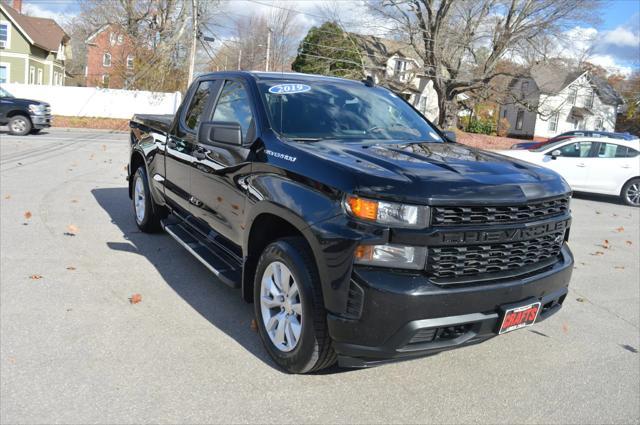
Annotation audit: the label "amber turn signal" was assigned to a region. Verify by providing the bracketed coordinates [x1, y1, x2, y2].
[345, 196, 378, 221]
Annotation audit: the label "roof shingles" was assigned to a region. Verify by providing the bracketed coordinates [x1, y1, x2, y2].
[1, 3, 68, 52]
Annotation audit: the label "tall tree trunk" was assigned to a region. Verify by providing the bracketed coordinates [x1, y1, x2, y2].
[434, 80, 458, 129]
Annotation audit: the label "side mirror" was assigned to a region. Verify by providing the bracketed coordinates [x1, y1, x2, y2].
[443, 130, 457, 143]
[198, 121, 242, 146]
[550, 149, 561, 159]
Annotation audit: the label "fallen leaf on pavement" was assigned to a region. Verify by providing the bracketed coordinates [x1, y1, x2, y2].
[614, 266, 625, 270]
[7, 356, 16, 364]
[590, 251, 604, 256]
[102, 144, 107, 151]
[23, 211, 32, 219]
[4, 195, 10, 199]
[66, 224, 79, 235]
[129, 293, 142, 304]
[595, 211, 601, 214]
[250, 319, 258, 332]
[29, 274, 43, 280]
[615, 226, 625, 232]
[71, 199, 78, 203]
[601, 240, 610, 249]
[66, 266, 76, 271]
[562, 322, 569, 334]
[626, 241, 633, 246]
[576, 297, 585, 303]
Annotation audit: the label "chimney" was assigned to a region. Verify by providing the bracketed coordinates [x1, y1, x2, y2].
[12, 0, 22, 13]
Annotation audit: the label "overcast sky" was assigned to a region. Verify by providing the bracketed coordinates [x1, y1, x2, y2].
[18, 0, 640, 75]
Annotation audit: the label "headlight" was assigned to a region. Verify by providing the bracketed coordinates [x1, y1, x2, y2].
[344, 195, 430, 228]
[28, 104, 45, 114]
[354, 244, 427, 270]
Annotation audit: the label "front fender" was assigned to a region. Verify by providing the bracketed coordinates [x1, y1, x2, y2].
[244, 173, 386, 314]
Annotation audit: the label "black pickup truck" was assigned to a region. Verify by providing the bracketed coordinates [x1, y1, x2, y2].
[128, 71, 573, 373]
[0, 87, 52, 135]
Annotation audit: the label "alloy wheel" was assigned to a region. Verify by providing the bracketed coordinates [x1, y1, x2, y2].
[134, 175, 146, 223]
[626, 182, 640, 206]
[10, 118, 27, 134]
[259, 261, 303, 352]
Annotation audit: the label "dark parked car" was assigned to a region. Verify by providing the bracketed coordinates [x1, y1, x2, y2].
[128, 71, 574, 373]
[0, 87, 51, 135]
[511, 130, 638, 150]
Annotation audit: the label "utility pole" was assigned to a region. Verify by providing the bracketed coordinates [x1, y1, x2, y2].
[224, 55, 228, 71]
[238, 49, 242, 70]
[265, 27, 272, 72]
[187, 0, 198, 86]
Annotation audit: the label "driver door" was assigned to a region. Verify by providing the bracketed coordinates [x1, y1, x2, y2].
[188, 79, 256, 248]
[541, 141, 594, 190]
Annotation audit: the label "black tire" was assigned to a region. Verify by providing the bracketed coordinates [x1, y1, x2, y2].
[621, 178, 640, 207]
[253, 237, 337, 373]
[132, 166, 162, 232]
[30, 129, 42, 135]
[8, 115, 32, 136]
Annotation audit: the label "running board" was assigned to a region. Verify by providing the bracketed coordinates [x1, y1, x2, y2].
[162, 219, 241, 288]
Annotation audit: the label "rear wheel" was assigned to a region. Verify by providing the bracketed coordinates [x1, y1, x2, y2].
[254, 237, 336, 373]
[8, 115, 32, 136]
[621, 178, 640, 207]
[132, 167, 162, 232]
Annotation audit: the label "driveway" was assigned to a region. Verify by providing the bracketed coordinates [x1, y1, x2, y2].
[1, 128, 638, 424]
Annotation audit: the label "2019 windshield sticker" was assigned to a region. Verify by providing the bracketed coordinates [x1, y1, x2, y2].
[268, 84, 311, 94]
[265, 150, 297, 162]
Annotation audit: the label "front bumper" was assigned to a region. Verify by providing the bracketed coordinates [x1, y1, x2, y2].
[30, 114, 52, 129]
[328, 244, 573, 368]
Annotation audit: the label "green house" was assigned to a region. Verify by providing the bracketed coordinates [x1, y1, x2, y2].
[0, 1, 70, 85]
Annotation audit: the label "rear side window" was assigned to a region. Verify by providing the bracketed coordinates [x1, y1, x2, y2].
[597, 143, 639, 158]
[212, 80, 254, 143]
[184, 80, 214, 131]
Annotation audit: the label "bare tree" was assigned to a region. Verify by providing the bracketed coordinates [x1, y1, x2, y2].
[370, 0, 602, 128]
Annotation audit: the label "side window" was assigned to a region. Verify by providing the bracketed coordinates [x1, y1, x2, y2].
[597, 143, 639, 158]
[212, 80, 254, 143]
[555, 142, 592, 158]
[184, 80, 214, 131]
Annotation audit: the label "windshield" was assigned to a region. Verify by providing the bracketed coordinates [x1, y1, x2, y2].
[258, 80, 443, 143]
[0, 87, 14, 98]
[532, 140, 569, 152]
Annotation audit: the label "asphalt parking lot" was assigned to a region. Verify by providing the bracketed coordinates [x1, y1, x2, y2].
[1, 128, 639, 424]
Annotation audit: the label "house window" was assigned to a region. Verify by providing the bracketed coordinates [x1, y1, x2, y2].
[418, 95, 427, 112]
[117, 34, 124, 45]
[126, 55, 134, 70]
[102, 74, 110, 88]
[394, 59, 408, 82]
[567, 86, 577, 105]
[502, 108, 507, 118]
[0, 65, 7, 83]
[515, 110, 524, 130]
[585, 91, 595, 109]
[0, 22, 8, 48]
[548, 113, 559, 132]
[594, 117, 603, 131]
[520, 81, 529, 99]
[37, 69, 43, 85]
[29, 66, 35, 84]
[103, 53, 111, 67]
[109, 33, 116, 46]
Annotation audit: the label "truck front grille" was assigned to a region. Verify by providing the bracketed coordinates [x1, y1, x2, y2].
[427, 230, 564, 282]
[432, 197, 569, 226]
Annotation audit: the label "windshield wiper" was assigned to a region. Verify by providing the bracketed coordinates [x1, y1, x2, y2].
[288, 137, 324, 142]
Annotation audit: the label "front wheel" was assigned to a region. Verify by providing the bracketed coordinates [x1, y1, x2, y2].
[8, 115, 32, 136]
[621, 178, 640, 207]
[254, 237, 336, 373]
[132, 167, 162, 232]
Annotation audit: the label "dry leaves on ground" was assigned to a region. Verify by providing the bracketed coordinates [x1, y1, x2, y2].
[29, 274, 43, 280]
[615, 266, 625, 270]
[250, 319, 258, 332]
[4, 195, 11, 199]
[615, 226, 625, 233]
[64, 224, 79, 236]
[626, 241, 633, 246]
[601, 240, 610, 249]
[129, 293, 142, 304]
[562, 322, 569, 334]
[66, 266, 76, 271]
[591, 251, 605, 256]
[23, 211, 32, 220]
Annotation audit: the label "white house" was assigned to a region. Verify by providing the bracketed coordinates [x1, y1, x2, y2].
[352, 34, 440, 122]
[499, 64, 623, 139]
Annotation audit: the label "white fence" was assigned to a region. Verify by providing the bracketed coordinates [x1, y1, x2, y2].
[1, 84, 182, 119]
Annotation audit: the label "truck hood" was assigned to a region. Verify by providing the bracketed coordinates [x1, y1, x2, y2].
[4, 97, 49, 107]
[292, 140, 570, 204]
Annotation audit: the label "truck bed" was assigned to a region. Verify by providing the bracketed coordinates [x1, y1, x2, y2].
[131, 113, 174, 134]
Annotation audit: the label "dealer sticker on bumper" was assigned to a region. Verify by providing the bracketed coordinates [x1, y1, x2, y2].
[499, 302, 541, 334]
